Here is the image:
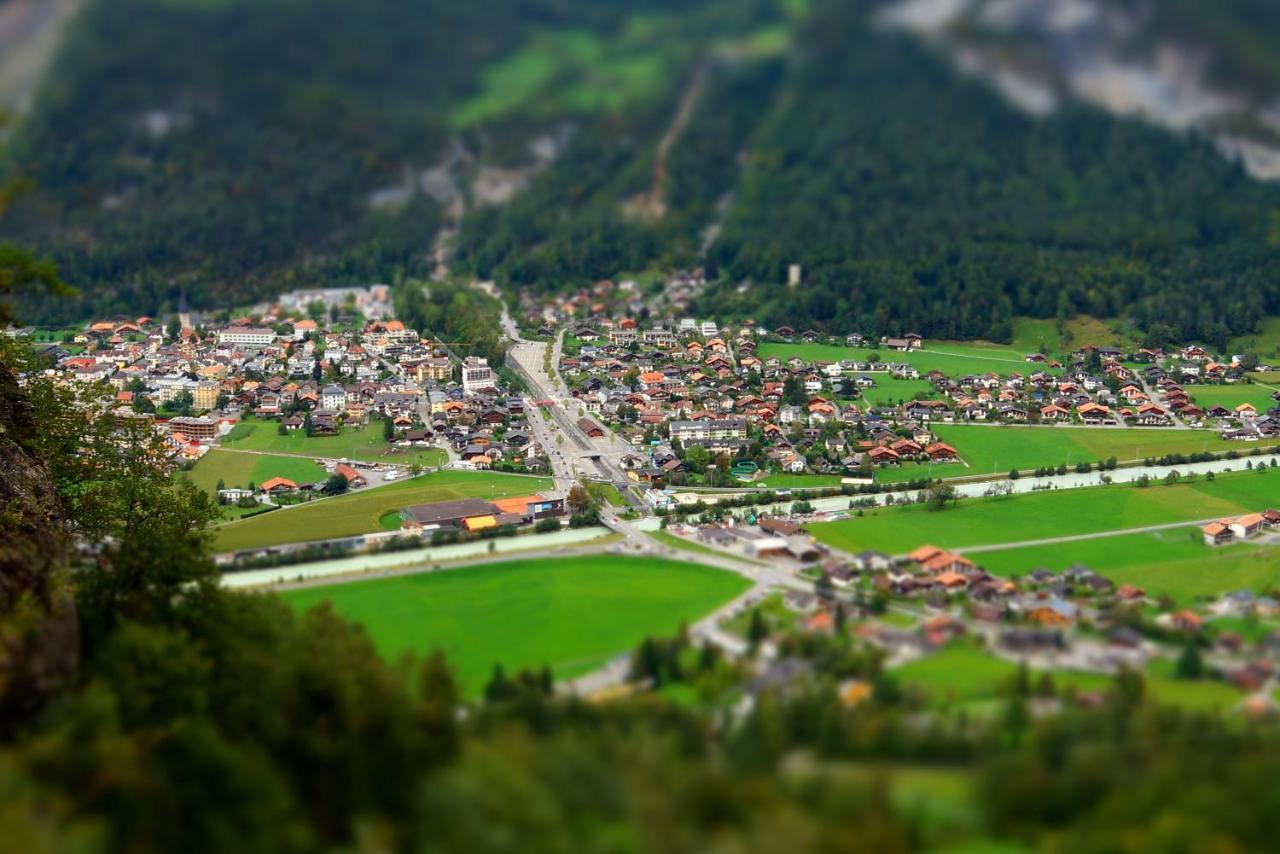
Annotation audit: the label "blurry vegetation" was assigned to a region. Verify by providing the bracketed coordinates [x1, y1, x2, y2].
[697, 0, 1280, 346]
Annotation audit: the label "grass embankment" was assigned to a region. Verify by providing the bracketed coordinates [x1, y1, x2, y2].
[215, 470, 553, 551]
[280, 556, 751, 695]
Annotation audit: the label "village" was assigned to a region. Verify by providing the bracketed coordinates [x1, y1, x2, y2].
[10, 275, 1280, 718]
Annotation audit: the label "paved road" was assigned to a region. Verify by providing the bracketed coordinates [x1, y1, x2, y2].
[499, 300, 646, 512]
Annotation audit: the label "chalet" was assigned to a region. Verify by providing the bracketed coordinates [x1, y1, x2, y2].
[260, 477, 297, 494]
[334, 464, 367, 488]
[1135, 404, 1171, 426]
[577, 417, 606, 438]
[1229, 513, 1266, 540]
[1077, 402, 1111, 424]
[924, 442, 959, 462]
[1201, 521, 1234, 546]
[1027, 600, 1078, 627]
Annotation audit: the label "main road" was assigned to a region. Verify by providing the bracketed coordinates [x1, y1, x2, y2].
[483, 283, 647, 512]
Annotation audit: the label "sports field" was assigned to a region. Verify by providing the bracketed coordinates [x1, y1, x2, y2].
[808, 468, 1280, 555]
[184, 449, 328, 494]
[279, 556, 751, 695]
[975, 529, 1280, 605]
[221, 418, 447, 467]
[214, 469, 553, 551]
[931, 425, 1244, 475]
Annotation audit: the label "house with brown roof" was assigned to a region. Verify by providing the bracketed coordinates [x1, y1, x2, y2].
[334, 464, 366, 488]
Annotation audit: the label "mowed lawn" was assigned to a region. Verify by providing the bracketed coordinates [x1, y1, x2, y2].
[931, 424, 1245, 475]
[184, 449, 328, 494]
[976, 528, 1280, 604]
[279, 556, 751, 695]
[215, 470, 553, 551]
[221, 418, 446, 466]
[808, 469, 1280, 555]
[1189, 383, 1279, 414]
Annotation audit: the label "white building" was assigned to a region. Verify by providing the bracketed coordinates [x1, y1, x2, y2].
[669, 419, 747, 443]
[461, 356, 496, 394]
[321, 384, 346, 411]
[700, 320, 718, 338]
[217, 326, 276, 347]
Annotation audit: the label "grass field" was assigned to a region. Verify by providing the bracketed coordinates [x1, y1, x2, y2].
[895, 640, 1243, 713]
[1009, 316, 1140, 357]
[451, 23, 677, 126]
[758, 342, 1031, 378]
[874, 461, 972, 484]
[214, 470, 553, 551]
[184, 449, 328, 494]
[861, 377, 941, 406]
[279, 556, 751, 695]
[976, 528, 1280, 604]
[931, 425, 1243, 475]
[1189, 382, 1279, 414]
[808, 468, 1280, 556]
[221, 418, 446, 467]
[1228, 316, 1280, 361]
[746, 473, 847, 489]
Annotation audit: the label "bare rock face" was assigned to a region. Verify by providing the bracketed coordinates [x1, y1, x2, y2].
[0, 361, 77, 726]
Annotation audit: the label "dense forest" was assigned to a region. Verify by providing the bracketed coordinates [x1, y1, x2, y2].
[696, 0, 1280, 345]
[1, 0, 773, 323]
[6, 0, 1280, 345]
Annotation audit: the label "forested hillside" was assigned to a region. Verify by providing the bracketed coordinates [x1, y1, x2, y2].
[6, 0, 1280, 346]
[2, 0, 778, 323]
[697, 0, 1280, 345]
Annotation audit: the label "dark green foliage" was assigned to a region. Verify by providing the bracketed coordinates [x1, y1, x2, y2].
[393, 279, 507, 364]
[700, 0, 1280, 344]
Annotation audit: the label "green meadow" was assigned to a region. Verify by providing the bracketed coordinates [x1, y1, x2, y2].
[184, 449, 328, 494]
[975, 528, 1280, 605]
[1189, 383, 1278, 414]
[895, 640, 1244, 714]
[931, 425, 1245, 475]
[280, 556, 750, 695]
[808, 468, 1280, 555]
[214, 470, 552, 551]
[221, 418, 446, 467]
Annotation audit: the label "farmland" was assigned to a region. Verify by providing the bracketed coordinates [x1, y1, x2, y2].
[221, 417, 447, 467]
[214, 469, 552, 551]
[930, 424, 1244, 476]
[183, 449, 328, 495]
[279, 556, 751, 695]
[1188, 382, 1279, 415]
[808, 468, 1280, 556]
[976, 529, 1280, 605]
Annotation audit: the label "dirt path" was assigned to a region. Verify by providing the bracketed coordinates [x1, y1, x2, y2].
[627, 57, 711, 220]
